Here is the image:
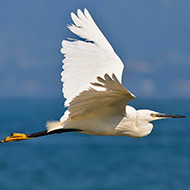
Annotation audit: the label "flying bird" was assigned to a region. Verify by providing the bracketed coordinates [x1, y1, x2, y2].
[1, 9, 185, 143]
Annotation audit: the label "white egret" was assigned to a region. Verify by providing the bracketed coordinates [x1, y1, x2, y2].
[1, 8, 185, 143]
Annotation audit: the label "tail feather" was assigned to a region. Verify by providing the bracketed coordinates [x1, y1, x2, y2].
[46, 121, 64, 132]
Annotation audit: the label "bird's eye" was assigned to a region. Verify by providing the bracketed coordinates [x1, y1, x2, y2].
[150, 113, 156, 118]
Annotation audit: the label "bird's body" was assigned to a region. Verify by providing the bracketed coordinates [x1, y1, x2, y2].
[1, 8, 185, 143]
[48, 105, 153, 138]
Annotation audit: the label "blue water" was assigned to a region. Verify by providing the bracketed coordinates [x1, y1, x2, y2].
[0, 98, 189, 190]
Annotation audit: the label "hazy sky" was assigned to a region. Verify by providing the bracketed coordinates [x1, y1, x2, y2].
[0, 0, 189, 99]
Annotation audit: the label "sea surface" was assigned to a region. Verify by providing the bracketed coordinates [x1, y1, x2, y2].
[0, 98, 189, 190]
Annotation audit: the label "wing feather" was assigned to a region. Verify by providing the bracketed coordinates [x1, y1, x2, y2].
[68, 74, 135, 120]
[61, 9, 124, 106]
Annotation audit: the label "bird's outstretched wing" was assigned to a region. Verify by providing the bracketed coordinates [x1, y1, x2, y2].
[61, 9, 124, 106]
[68, 74, 135, 120]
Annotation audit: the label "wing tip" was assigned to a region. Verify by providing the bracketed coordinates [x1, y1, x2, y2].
[77, 9, 83, 16]
[70, 12, 75, 19]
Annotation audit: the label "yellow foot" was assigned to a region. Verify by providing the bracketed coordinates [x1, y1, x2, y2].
[1, 133, 32, 143]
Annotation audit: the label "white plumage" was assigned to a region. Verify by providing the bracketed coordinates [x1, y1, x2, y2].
[60, 8, 124, 106]
[47, 8, 185, 137]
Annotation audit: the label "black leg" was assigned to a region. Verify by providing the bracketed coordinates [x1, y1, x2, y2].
[1, 128, 82, 143]
[27, 128, 82, 138]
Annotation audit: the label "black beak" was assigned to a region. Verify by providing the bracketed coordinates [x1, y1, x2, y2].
[155, 113, 186, 118]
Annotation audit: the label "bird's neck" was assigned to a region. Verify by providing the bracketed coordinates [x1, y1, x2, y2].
[136, 120, 153, 137]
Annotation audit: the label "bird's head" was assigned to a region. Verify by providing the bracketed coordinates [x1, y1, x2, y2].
[137, 109, 186, 122]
